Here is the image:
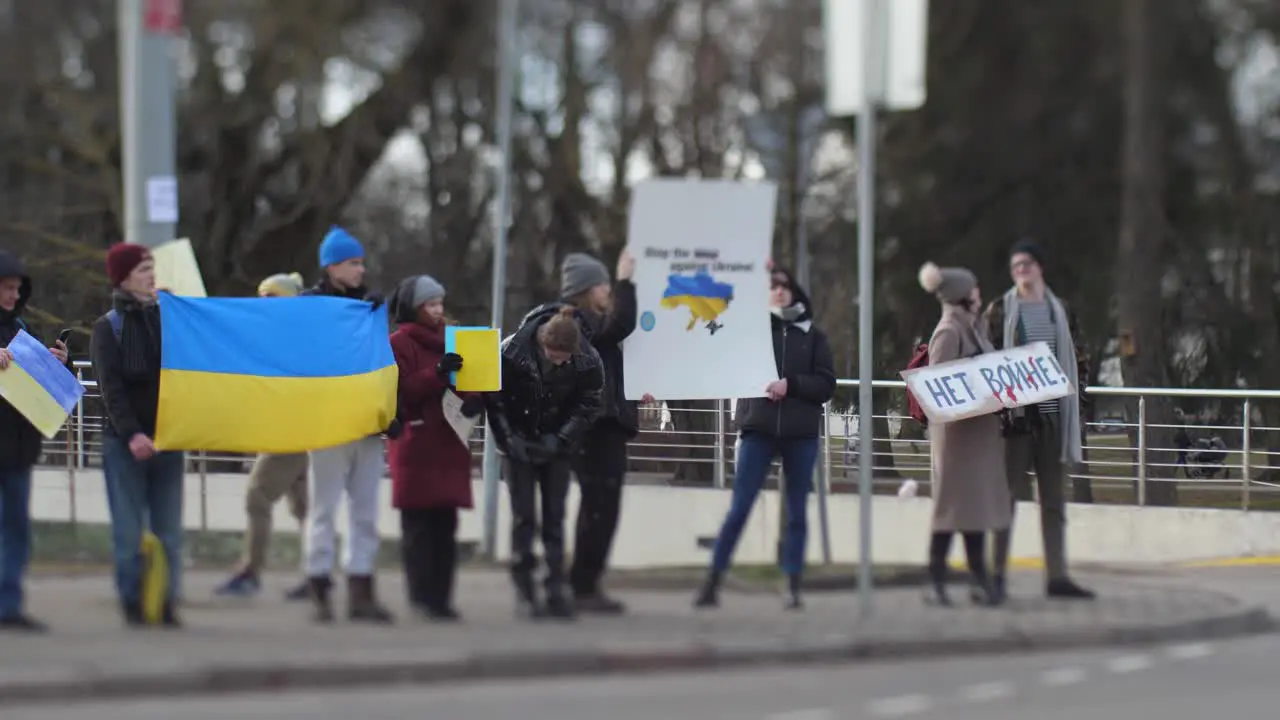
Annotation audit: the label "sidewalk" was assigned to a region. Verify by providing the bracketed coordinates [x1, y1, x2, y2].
[0, 570, 1270, 706]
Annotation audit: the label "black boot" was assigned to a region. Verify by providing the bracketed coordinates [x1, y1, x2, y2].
[308, 576, 335, 624]
[161, 601, 183, 628]
[694, 572, 721, 609]
[961, 532, 1000, 607]
[347, 575, 395, 624]
[924, 532, 954, 607]
[991, 574, 1008, 604]
[1047, 577, 1096, 600]
[122, 600, 146, 628]
[513, 571, 545, 620]
[544, 588, 577, 621]
[784, 574, 803, 611]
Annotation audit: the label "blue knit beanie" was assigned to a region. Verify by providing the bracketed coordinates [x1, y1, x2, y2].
[318, 226, 364, 268]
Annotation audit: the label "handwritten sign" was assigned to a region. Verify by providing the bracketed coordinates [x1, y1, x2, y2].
[900, 341, 1073, 425]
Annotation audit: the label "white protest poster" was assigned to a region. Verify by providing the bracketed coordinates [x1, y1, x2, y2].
[622, 179, 779, 401]
[901, 341, 1074, 424]
[152, 238, 208, 297]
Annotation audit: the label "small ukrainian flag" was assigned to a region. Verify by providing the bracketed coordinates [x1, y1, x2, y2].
[154, 292, 398, 454]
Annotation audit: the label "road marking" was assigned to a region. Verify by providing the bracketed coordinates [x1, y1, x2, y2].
[959, 681, 1014, 702]
[867, 694, 933, 717]
[1107, 654, 1153, 674]
[767, 710, 835, 720]
[1166, 642, 1214, 660]
[1040, 666, 1087, 686]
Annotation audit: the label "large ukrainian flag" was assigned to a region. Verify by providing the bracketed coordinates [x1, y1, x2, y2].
[154, 292, 397, 454]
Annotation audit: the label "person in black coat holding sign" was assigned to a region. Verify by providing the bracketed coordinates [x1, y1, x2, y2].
[0, 249, 70, 632]
[485, 305, 605, 620]
[695, 264, 836, 611]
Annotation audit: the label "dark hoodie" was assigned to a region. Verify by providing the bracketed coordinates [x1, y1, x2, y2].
[0, 250, 44, 469]
[733, 268, 836, 439]
[555, 280, 640, 436]
[90, 291, 163, 440]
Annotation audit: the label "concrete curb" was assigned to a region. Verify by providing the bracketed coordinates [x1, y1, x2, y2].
[0, 603, 1271, 707]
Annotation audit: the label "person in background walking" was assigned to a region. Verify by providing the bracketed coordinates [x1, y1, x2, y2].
[557, 250, 641, 614]
[90, 243, 185, 628]
[917, 262, 1010, 607]
[0, 249, 70, 632]
[983, 240, 1095, 601]
[695, 264, 835, 611]
[485, 305, 604, 620]
[387, 274, 483, 622]
[215, 272, 311, 602]
[299, 227, 397, 624]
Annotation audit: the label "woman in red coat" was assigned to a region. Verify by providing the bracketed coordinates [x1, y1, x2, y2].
[387, 274, 484, 621]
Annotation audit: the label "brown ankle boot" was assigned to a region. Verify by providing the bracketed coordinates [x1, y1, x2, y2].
[309, 576, 334, 624]
[347, 575, 394, 624]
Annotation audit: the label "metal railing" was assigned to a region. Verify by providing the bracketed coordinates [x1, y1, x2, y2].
[50, 364, 1280, 527]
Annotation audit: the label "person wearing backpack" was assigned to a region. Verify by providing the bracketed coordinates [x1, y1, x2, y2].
[90, 243, 186, 628]
[694, 264, 836, 611]
[917, 262, 1009, 607]
[0, 249, 70, 632]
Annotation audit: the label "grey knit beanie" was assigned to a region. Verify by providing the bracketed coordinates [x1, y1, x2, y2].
[411, 274, 446, 307]
[560, 253, 610, 298]
[918, 262, 977, 304]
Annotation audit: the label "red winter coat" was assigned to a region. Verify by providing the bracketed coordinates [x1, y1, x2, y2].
[387, 322, 476, 510]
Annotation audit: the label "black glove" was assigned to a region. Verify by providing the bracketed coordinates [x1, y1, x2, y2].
[506, 436, 532, 463]
[436, 352, 464, 379]
[460, 396, 485, 418]
[366, 293, 385, 312]
[384, 417, 404, 440]
[537, 433, 564, 458]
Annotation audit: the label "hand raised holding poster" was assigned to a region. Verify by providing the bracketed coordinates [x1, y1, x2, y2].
[622, 179, 780, 401]
[901, 341, 1074, 425]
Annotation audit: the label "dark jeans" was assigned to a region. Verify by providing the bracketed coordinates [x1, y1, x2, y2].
[102, 434, 185, 607]
[995, 414, 1068, 580]
[0, 466, 33, 617]
[506, 456, 572, 592]
[710, 434, 819, 577]
[569, 424, 629, 597]
[400, 507, 459, 611]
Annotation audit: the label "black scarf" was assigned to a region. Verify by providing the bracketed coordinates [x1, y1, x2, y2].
[111, 290, 162, 377]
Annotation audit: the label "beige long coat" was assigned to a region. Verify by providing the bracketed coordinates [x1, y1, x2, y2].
[927, 305, 1012, 532]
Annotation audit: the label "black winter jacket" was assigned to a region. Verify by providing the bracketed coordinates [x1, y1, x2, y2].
[734, 272, 836, 439]
[0, 250, 46, 469]
[90, 292, 163, 440]
[484, 304, 605, 454]
[556, 279, 639, 436]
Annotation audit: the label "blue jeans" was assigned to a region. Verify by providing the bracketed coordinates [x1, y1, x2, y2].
[0, 466, 33, 617]
[710, 434, 819, 577]
[102, 434, 185, 607]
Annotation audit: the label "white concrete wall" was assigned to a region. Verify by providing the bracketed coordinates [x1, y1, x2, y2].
[29, 468, 1280, 567]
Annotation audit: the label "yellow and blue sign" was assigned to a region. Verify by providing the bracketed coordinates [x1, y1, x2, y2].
[0, 330, 84, 438]
[154, 292, 398, 454]
[658, 268, 733, 335]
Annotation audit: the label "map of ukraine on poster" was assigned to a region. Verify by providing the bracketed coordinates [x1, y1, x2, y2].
[623, 179, 779, 401]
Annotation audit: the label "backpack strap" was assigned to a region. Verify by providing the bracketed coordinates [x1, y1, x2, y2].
[13, 317, 27, 333]
[106, 310, 123, 343]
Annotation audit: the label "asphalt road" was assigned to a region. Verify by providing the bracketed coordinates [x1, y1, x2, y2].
[11, 631, 1277, 720]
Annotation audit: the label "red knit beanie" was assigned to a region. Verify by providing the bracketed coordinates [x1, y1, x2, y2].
[105, 243, 152, 287]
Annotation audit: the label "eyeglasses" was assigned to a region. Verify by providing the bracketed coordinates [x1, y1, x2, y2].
[1010, 259, 1037, 271]
[770, 279, 791, 290]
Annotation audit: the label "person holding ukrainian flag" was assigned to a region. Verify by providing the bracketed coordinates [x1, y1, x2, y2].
[297, 228, 397, 624]
[215, 272, 312, 602]
[90, 243, 186, 629]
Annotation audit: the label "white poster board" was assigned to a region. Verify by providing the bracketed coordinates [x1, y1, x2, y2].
[900, 341, 1074, 424]
[622, 179, 779, 401]
[152, 238, 207, 297]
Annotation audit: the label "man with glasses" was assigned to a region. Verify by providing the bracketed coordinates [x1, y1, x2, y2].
[983, 240, 1095, 602]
